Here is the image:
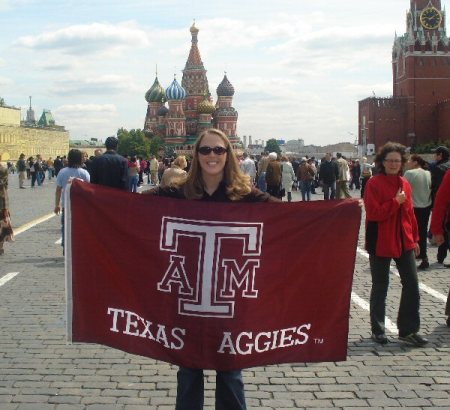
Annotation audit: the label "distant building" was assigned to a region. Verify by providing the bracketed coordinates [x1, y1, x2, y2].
[70, 138, 104, 157]
[0, 100, 69, 162]
[359, 0, 450, 154]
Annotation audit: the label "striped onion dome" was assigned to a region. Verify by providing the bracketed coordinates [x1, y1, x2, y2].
[216, 74, 235, 97]
[145, 77, 165, 103]
[197, 96, 215, 114]
[165, 77, 186, 100]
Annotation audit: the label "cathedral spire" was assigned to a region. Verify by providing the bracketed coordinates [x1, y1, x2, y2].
[185, 21, 203, 69]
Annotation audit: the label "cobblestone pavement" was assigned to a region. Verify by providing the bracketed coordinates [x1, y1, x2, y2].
[1, 177, 449, 409]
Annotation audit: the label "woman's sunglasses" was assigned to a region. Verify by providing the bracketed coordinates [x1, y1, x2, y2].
[197, 146, 228, 155]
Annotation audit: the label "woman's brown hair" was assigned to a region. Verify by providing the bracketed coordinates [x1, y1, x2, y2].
[374, 142, 407, 175]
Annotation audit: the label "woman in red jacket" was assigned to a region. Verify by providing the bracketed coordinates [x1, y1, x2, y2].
[364, 142, 428, 347]
[430, 170, 450, 326]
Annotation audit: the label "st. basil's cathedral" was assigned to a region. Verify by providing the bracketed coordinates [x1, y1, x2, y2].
[143, 23, 241, 155]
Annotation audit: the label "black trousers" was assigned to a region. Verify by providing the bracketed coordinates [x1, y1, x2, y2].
[369, 249, 420, 337]
[437, 230, 449, 263]
[414, 206, 431, 260]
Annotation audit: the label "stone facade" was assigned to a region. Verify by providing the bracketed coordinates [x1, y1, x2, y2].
[0, 106, 69, 162]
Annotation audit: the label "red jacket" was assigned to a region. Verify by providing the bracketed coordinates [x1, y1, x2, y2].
[364, 174, 419, 258]
[430, 170, 450, 236]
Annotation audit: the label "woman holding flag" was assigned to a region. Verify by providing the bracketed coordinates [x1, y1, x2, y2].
[144, 128, 279, 410]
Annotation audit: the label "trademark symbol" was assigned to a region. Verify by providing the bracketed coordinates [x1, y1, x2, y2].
[314, 338, 324, 344]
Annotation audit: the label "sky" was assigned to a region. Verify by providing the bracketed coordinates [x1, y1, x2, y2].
[1, 0, 448, 146]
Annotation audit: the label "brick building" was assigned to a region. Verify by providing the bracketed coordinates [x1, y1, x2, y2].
[359, 0, 450, 154]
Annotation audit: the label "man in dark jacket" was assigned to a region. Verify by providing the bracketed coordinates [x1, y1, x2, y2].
[90, 136, 128, 190]
[16, 153, 27, 189]
[319, 153, 339, 200]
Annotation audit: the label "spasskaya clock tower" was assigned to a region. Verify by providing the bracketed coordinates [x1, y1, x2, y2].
[359, 0, 450, 151]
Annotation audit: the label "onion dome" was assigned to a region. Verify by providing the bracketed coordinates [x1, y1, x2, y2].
[216, 74, 235, 97]
[157, 102, 169, 116]
[145, 77, 165, 103]
[165, 77, 186, 100]
[214, 106, 238, 117]
[190, 21, 199, 34]
[197, 95, 215, 114]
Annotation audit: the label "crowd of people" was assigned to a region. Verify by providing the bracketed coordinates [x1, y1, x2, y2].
[0, 131, 449, 409]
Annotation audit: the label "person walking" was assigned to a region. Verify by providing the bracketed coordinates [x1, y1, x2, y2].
[240, 152, 256, 186]
[336, 153, 351, 199]
[127, 156, 139, 193]
[360, 157, 374, 198]
[149, 155, 159, 185]
[90, 136, 128, 190]
[265, 152, 283, 199]
[144, 128, 278, 410]
[430, 170, 450, 325]
[430, 146, 450, 267]
[364, 142, 427, 347]
[280, 155, 295, 202]
[297, 158, 315, 201]
[404, 155, 432, 270]
[54, 149, 90, 252]
[0, 163, 14, 256]
[16, 153, 27, 189]
[257, 152, 269, 192]
[319, 153, 338, 200]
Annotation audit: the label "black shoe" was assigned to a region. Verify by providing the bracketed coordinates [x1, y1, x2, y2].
[398, 333, 428, 347]
[418, 259, 429, 270]
[371, 333, 388, 344]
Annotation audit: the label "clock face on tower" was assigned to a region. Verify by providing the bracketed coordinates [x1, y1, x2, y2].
[420, 7, 442, 30]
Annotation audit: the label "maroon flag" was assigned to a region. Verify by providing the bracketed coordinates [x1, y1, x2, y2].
[66, 180, 361, 371]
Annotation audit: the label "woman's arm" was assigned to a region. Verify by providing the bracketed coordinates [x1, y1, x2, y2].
[364, 180, 402, 221]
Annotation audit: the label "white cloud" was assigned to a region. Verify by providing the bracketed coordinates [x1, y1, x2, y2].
[14, 22, 150, 55]
[0, 76, 13, 86]
[52, 74, 140, 96]
[53, 104, 118, 138]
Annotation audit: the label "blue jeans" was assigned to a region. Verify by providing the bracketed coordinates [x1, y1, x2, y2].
[301, 180, 312, 201]
[128, 175, 138, 192]
[175, 367, 246, 410]
[257, 172, 267, 192]
[61, 210, 65, 250]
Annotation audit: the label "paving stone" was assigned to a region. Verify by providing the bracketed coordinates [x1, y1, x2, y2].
[1, 186, 450, 409]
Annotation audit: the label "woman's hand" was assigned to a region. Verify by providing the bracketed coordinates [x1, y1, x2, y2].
[54, 205, 61, 215]
[414, 243, 420, 257]
[432, 234, 445, 246]
[395, 188, 406, 204]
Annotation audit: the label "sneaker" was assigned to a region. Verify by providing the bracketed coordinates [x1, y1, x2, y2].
[433, 262, 447, 269]
[417, 259, 429, 270]
[398, 333, 428, 347]
[371, 333, 388, 344]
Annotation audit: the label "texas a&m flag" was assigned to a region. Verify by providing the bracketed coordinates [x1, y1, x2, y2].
[65, 180, 361, 371]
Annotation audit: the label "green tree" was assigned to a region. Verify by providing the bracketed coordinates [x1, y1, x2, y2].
[116, 128, 161, 158]
[0, 97, 4, 106]
[265, 138, 281, 155]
